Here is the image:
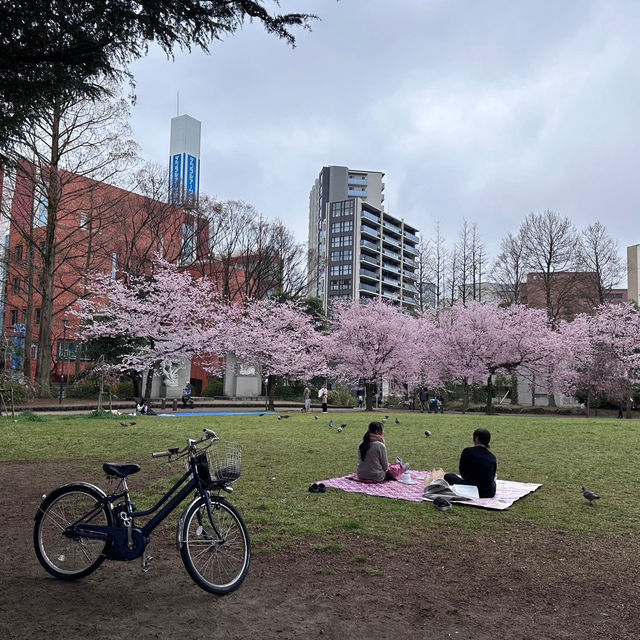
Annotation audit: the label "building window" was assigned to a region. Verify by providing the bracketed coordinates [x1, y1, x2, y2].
[331, 220, 353, 234]
[111, 253, 118, 280]
[330, 234, 353, 248]
[12, 277, 20, 294]
[35, 193, 48, 226]
[35, 308, 41, 325]
[10, 309, 18, 325]
[14, 245, 23, 262]
[330, 249, 353, 262]
[330, 264, 352, 276]
[79, 212, 89, 229]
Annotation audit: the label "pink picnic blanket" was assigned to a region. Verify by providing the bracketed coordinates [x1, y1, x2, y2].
[318, 473, 541, 510]
[422, 479, 542, 511]
[319, 470, 429, 502]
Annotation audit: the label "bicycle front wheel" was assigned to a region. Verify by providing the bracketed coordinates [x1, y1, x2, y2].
[34, 483, 112, 580]
[180, 496, 250, 595]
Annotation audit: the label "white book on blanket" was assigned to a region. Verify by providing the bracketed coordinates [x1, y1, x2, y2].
[451, 484, 480, 500]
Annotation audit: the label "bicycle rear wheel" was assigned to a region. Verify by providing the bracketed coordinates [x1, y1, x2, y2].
[180, 496, 250, 595]
[34, 483, 112, 580]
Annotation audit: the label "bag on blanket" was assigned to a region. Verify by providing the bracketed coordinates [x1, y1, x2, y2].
[386, 462, 405, 480]
[423, 478, 474, 502]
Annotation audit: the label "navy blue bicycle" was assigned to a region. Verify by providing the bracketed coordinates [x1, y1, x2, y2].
[33, 428, 250, 595]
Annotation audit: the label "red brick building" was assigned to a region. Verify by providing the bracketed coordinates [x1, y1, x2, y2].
[1, 162, 249, 393]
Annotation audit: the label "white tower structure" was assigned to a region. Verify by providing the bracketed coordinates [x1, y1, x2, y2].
[169, 114, 201, 208]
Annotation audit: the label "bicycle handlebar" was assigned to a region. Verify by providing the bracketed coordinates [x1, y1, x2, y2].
[151, 429, 219, 459]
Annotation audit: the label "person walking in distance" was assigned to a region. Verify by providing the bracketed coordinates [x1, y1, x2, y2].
[320, 385, 328, 413]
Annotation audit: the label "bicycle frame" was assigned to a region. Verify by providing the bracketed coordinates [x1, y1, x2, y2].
[68, 457, 223, 562]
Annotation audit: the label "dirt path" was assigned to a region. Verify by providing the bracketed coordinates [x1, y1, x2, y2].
[2, 461, 638, 640]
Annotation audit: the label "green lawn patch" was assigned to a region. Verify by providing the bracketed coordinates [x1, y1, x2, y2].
[2, 411, 638, 551]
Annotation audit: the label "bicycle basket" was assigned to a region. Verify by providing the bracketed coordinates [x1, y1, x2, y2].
[197, 442, 242, 487]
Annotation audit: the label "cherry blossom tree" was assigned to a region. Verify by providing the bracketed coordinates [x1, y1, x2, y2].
[430, 302, 561, 413]
[325, 300, 420, 411]
[561, 303, 640, 417]
[223, 298, 328, 410]
[73, 257, 227, 401]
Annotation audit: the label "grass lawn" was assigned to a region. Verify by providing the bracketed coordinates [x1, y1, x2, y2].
[3, 410, 638, 551]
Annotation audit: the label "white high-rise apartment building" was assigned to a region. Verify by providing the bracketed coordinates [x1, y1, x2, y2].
[308, 166, 419, 311]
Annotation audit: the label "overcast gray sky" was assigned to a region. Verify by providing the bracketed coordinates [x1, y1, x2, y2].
[128, 0, 640, 276]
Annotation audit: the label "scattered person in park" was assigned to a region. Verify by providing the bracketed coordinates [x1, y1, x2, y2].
[444, 428, 497, 498]
[618, 403, 624, 419]
[320, 385, 328, 413]
[419, 388, 428, 412]
[136, 400, 156, 416]
[356, 421, 407, 483]
[357, 392, 363, 409]
[303, 385, 311, 413]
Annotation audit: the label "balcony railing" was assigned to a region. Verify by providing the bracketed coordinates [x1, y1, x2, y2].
[360, 267, 379, 280]
[361, 254, 380, 266]
[382, 290, 399, 300]
[359, 282, 379, 294]
[382, 276, 400, 288]
[403, 244, 418, 256]
[383, 248, 401, 261]
[360, 238, 379, 252]
[404, 230, 419, 243]
[361, 225, 380, 239]
[348, 189, 368, 198]
[348, 177, 367, 186]
[383, 221, 402, 234]
[382, 235, 401, 248]
[403, 270, 418, 280]
[382, 262, 401, 274]
[362, 210, 381, 225]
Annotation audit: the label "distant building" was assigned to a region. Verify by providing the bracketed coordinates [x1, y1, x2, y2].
[458, 282, 512, 305]
[627, 244, 640, 305]
[307, 166, 419, 311]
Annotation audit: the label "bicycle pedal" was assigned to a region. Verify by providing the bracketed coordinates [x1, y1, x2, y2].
[141, 555, 153, 573]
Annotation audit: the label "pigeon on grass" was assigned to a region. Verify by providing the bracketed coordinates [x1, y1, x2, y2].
[119, 422, 129, 428]
[582, 487, 600, 505]
[329, 420, 334, 428]
[424, 430, 431, 437]
[395, 418, 401, 424]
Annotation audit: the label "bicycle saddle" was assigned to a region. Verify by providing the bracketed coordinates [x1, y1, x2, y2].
[103, 463, 141, 478]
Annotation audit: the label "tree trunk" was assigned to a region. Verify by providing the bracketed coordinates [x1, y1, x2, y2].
[267, 374, 277, 411]
[365, 382, 375, 411]
[23, 203, 36, 379]
[36, 103, 61, 397]
[462, 380, 469, 413]
[485, 374, 494, 415]
[585, 390, 591, 418]
[143, 367, 154, 402]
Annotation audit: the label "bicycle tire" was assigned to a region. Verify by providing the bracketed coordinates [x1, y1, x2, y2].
[179, 496, 251, 595]
[34, 483, 112, 580]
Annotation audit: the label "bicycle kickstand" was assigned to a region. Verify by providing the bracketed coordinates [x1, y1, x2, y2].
[141, 554, 153, 573]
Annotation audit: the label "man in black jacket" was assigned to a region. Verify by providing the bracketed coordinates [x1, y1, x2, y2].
[444, 428, 497, 498]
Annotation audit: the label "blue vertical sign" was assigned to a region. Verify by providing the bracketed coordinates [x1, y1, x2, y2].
[170, 154, 182, 205]
[186, 154, 197, 206]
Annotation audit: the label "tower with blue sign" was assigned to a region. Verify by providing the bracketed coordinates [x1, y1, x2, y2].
[169, 114, 201, 208]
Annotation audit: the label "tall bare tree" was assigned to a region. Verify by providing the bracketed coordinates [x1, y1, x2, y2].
[520, 210, 579, 325]
[3, 88, 137, 395]
[576, 221, 625, 305]
[491, 230, 527, 306]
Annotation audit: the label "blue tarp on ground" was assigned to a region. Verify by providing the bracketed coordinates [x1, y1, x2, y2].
[155, 411, 277, 417]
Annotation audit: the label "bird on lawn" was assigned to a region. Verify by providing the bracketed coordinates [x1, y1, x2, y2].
[424, 430, 431, 437]
[337, 427, 343, 433]
[119, 422, 128, 428]
[129, 421, 136, 426]
[340, 423, 347, 429]
[277, 416, 282, 420]
[582, 487, 600, 505]
[329, 420, 334, 428]
[314, 416, 318, 420]
[385, 415, 389, 419]
[395, 418, 401, 424]
[281, 415, 290, 419]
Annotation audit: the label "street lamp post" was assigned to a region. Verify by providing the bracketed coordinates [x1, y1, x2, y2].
[58, 319, 68, 404]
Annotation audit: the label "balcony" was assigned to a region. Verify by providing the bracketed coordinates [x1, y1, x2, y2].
[362, 210, 381, 225]
[360, 238, 379, 252]
[360, 266, 379, 280]
[382, 261, 401, 274]
[382, 290, 399, 301]
[361, 254, 380, 267]
[348, 177, 368, 186]
[403, 270, 418, 280]
[403, 255, 416, 267]
[382, 235, 401, 249]
[382, 276, 400, 288]
[361, 225, 380, 239]
[383, 220, 402, 235]
[348, 189, 368, 198]
[404, 230, 419, 243]
[383, 248, 401, 262]
[403, 283, 418, 294]
[403, 244, 419, 256]
[359, 282, 379, 294]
